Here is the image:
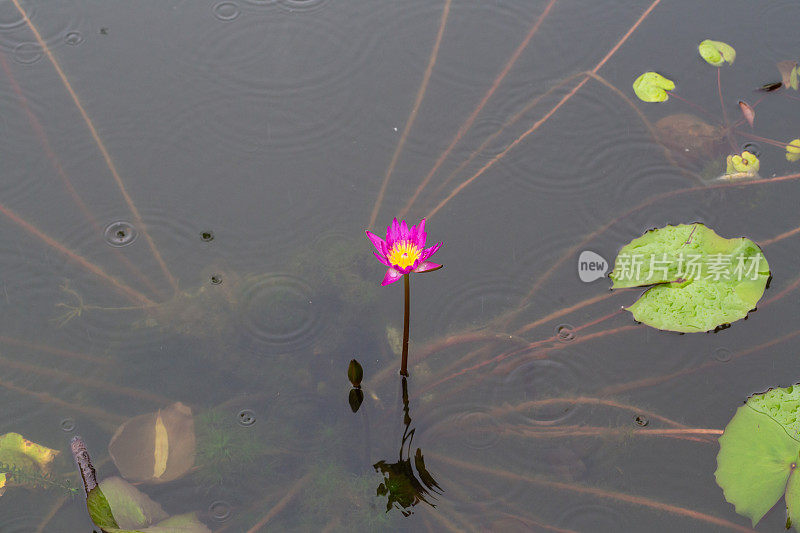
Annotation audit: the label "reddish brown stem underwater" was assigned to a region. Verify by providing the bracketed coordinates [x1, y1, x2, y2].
[400, 0, 559, 219]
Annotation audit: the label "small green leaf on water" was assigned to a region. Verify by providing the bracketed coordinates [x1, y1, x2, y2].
[716, 385, 800, 527]
[725, 151, 759, 175]
[348, 359, 363, 387]
[609, 224, 769, 332]
[787, 139, 800, 162]
[632, 71, 675, 102]
[698, 39, 736, 66]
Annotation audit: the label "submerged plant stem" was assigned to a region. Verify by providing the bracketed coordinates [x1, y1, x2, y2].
[0, 354, 175, 406]
[432, 454, 754, 532]
[0, 376, 123, 426]
[0, 50, 165, 301]
[0, 201, 155, 307]
[246, 472, 312, 533]
[401, 274, 411, 376]
[399, 0, 559, 219]
[10, 0, 179, 293]
[0, 335, 108, 365]
[425, 0, 663, 220]
[368, 0, 452, 229]
[489, 396, 690, 429]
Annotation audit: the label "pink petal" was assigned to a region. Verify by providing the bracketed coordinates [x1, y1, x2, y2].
[381, 268, 404, 286]
[420, 242, 442, 261]
[413, 261, 442, 273]
[413, 219, 427, 248]
[365, 230, 387, 256]
[373, 251, 391, 266]
[400, 219, 410, 239]
[387, 218, 401, 246]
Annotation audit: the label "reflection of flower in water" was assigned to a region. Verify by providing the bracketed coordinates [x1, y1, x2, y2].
[373, 377, 442, 516]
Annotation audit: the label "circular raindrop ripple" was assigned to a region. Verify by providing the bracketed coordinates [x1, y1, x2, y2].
[276, 0, 328, 13]
[209, 500, 232, 521]
[237, 408, 256, 426]
[712, 346, 732, 362]
[0, 3, 90, 54]
[60, 417, 77, 432]
[64, 30, 83, 45]
[500, 358, 582, 425]
[172, 8, 374, 97]
[103, 221, 138, 247]
[0, 1, 33, 30]
[238, 274, 322, 354]
[212, 1, 241, 21]
[11, 42, 42, 64]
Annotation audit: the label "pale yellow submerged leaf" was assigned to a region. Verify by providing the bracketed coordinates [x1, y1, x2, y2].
[153, 413, 169, 479]
[109, 402, 196, 483]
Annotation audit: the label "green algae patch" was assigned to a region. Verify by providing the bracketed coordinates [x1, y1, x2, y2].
[609, 224, 769, 332]
[716, 385, 800, 528]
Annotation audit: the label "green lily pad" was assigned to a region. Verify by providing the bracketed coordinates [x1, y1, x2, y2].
[698, 39, 736, 66]
[87, 476, 210, 533]
[725, 151, 759, 175]
[787, 139, 800, 162]
[716, 384, 800, 527]
[609, 224, 769, 332]
[0, 432, 59, 497]
[633, 71, 675, 102]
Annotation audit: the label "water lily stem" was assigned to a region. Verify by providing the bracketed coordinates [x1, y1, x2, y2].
[401, 274, 411, 376]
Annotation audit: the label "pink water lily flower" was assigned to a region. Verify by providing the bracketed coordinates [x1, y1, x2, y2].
[366, 218, 442, 286]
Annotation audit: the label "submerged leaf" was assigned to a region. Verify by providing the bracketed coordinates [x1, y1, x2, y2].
[632, 71, 675, 102]
[698, 39, 736, 66]
[778, 60, 799, 90]
[716, 385, 800, 527]
[738, 100, 755, 127]
[101, 476, 168, 529]
[609, 224, 769, 332]
[787, 139, 800, 162]
[88, 477, 210, 533]
[87, 486, 120, 530]
[109, 402, 196, 483]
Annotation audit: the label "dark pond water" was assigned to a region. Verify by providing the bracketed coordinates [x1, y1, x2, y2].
[1, 0, 799, 530]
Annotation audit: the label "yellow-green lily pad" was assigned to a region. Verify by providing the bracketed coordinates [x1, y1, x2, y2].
[716, 384, 800, 528]
[633, 71, 675, 102]
[787, 139, 800, 162]
[725, 150, 759, 175]
[609, 224, 769, 332]
[699, 39, 736, 66]
[0, 432, 59, 496]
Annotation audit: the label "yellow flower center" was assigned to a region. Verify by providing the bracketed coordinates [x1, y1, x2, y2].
[387, 241, 421, 270]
